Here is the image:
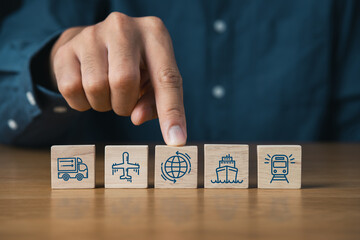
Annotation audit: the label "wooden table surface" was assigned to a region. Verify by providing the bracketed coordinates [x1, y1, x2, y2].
[0, 143, 359, 240]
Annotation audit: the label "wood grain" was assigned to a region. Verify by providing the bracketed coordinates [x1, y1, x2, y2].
[51, 145, 95, 189]
[257, 145, 301, 189]
[155, 145, 198, 188]
[0, 143, 359, 240]
[204, 144, 249, 188]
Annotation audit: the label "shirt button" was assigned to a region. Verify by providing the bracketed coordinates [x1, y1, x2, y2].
[26, 91, 36, 106]
[8, 119, 18, 130]
[213, 19, 227, 33]
[53, 106, 68, 113]
[212, 85, 226, 99]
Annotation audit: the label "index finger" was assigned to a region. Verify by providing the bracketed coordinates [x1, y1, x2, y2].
[141, 18, 187, 146]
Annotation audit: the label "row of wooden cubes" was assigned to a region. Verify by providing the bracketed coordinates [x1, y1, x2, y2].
[51, 145, 301, 189]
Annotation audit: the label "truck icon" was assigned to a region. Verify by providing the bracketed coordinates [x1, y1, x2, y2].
[57, 157, 88, 181]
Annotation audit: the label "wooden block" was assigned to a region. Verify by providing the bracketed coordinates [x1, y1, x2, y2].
[105, 145, 148, 188]
[155, 146, 198, 188]
[204, 144, 249, 188]
[51, 145, 95, 189]
[257, 145, 302, 189]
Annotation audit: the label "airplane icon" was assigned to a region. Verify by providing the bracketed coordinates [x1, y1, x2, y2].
[112, 152, 140, 183]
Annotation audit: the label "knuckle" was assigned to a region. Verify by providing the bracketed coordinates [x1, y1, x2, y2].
[164, 106, 184, 119]
[69, 104, 90, 112]
[157, 67, 182, 88]
[58, 78, 82, 97]
[110, 71, 138, 91]
[84, 79, 107, 95]
[105, 12, 135, 38]
[92, 105, 111, 113]
[146, 16, 166, 32]
[113, 107, 133, 117]
[81, 26, 97, 41]
[107, 12, 130, 26]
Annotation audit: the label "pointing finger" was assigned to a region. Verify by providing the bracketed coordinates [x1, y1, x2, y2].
[141, 17, 187, 146]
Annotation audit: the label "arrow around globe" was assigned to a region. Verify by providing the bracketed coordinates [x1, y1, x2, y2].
[161, 162, 177, 183]
[175, 151, 191, 174]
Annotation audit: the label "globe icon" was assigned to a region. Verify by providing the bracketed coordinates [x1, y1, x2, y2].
[161, 152, 191, 183]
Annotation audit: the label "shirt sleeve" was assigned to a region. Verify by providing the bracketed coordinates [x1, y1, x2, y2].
[332, 0, 360, 141]
[0, 0, 104, 146]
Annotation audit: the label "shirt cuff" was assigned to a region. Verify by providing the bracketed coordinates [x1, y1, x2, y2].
[3, 30, 80, 145]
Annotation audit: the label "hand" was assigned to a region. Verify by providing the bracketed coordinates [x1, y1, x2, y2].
[50, 12, 186, 146]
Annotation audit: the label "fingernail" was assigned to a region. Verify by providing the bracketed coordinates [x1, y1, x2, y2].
[167, 125, 186, 146]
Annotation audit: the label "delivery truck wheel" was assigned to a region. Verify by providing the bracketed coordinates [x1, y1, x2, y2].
[76, 173, 84, 181]
[62, 174, 70, 181]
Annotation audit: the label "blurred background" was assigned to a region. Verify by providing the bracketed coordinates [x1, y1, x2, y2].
[0, 0, 359, 147]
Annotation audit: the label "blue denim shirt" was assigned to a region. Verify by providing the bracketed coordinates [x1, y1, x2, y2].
[0, 0, 359, 146]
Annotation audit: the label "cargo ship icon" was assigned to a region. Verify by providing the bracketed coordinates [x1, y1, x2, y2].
[211, 154, 243, 184]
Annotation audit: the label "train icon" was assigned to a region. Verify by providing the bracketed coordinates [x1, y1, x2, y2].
[264, 154, 295, 183]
